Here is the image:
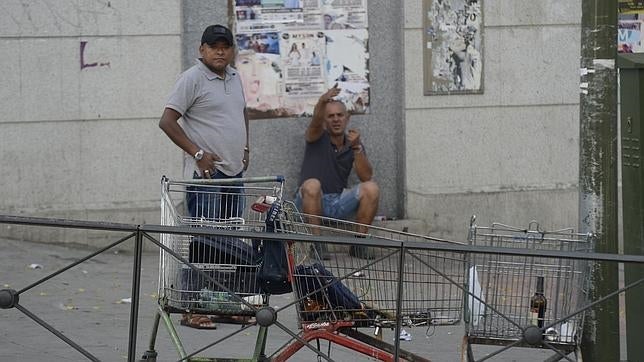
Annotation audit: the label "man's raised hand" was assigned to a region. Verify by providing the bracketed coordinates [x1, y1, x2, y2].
[347, 129, 361, 147]
[320, 83, 341, 103]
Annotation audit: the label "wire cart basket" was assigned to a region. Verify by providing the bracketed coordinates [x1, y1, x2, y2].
[268, 202, 467, 362]
[144, 175, 285, 361]
[463, 216, 594, 362]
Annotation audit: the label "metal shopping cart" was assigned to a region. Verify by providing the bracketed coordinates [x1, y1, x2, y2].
[462, 216, 594, 362]
[142, 175, 285, 361]
[268, 202, 467, 362]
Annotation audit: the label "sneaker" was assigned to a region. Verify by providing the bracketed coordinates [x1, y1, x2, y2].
[397, 329, 412, 341]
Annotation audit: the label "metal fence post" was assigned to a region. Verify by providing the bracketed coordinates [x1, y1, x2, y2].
[579, 0, 620, 360]
[127, 228, 144, 362]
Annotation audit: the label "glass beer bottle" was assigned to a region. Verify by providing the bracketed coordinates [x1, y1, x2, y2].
[529, 276, 547, 328]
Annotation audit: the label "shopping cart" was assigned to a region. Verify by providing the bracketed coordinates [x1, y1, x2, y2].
[268, 202, 467, 362]
[142, 175, 285, 361]
[462, 216, 593, 362]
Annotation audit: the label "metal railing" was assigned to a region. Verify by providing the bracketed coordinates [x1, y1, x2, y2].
[1, 214, 644, 362]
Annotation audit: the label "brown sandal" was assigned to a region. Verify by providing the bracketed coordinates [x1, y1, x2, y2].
[209, 315, 256, 325]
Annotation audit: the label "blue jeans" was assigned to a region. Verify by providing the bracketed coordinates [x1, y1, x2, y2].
[294, 184, 360, 219]
[186, 170, 244, 221]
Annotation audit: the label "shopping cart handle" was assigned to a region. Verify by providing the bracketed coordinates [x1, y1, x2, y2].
[169, 175, 285, 185]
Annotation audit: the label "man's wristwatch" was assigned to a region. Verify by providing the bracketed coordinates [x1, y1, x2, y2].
[194, 149, 204, 161]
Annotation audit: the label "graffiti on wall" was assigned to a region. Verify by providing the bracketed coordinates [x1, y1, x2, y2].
[80, 41, 110, 70]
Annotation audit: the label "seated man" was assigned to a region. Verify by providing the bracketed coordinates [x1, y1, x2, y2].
[295, 85, 380, 259]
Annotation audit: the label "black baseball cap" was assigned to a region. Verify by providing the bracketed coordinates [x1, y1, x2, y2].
[201, 24, 234, 46]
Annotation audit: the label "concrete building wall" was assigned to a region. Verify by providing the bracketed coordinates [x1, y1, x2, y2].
[0, 0, 183, 244]
[0, 0, 584, 246]
[174, 0, 405, 219]
[0, 0, 404, 246]
[403, 0, 582, 241]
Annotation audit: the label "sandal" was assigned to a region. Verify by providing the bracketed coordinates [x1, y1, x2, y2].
[210, 315, 256, 325]
[180, 313, 217, 330]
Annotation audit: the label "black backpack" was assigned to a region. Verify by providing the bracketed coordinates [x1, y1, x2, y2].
[183, 235, 261, 295]
[295, 262, 362, 311]
[256, 204, 293, 295]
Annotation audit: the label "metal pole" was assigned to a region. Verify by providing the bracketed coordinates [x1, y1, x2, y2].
[579, 0, 620, 360]
[127, 229, 144, 362]
[393, 244, 406, 361]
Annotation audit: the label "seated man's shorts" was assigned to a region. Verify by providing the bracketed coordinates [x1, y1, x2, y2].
[294, 183, 361, 220]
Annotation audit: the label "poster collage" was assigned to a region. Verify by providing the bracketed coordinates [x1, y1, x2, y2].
[424, 0, 482, 94]
[619, 1, 644, 53]
[233, 0, 370, 119]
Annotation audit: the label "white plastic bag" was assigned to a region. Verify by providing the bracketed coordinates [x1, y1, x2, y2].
[468, 266, 486, 326]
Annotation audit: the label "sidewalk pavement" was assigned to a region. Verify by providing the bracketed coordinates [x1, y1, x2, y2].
[1, 237, 570, 361]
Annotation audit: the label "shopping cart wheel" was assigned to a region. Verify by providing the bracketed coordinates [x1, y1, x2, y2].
[140, 350, 157, 361]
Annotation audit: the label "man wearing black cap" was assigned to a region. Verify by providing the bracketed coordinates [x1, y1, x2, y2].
[160, 24, 249, 183]
[159, 24, 249, 329]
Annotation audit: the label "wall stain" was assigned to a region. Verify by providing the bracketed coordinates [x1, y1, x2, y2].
[80, 41, 110, 70]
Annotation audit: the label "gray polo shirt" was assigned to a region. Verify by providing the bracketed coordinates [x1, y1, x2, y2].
[166, 59, 246, 177]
